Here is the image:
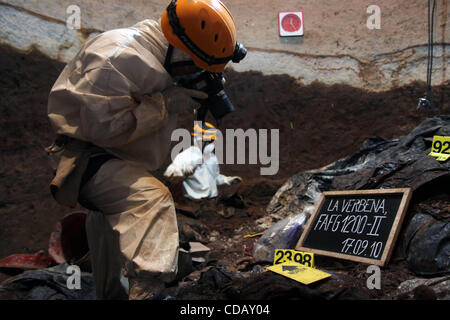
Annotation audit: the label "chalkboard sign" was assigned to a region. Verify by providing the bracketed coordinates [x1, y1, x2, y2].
[296, 188, 412, 266]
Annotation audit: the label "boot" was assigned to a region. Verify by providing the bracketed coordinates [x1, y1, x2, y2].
[128, 277, 166, 300]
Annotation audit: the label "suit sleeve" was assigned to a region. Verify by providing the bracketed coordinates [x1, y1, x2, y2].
[48, 50, 170, 148]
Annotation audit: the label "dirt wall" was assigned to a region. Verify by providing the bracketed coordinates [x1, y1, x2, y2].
[0, 44, 448, 262]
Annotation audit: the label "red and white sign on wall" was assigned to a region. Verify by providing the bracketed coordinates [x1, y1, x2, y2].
[278, 11, 304, 37]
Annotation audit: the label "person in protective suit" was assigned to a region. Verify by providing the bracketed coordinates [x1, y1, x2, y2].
[46, 0, 246, 300]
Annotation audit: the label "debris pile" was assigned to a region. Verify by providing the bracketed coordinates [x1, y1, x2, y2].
[257, 117, 450, 275]
[1, 117, 449, 301]
[170, 117, 450, 300]
[0, 43, 449, 300]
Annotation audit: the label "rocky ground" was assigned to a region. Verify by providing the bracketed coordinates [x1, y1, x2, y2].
[0, 44, 449, 300]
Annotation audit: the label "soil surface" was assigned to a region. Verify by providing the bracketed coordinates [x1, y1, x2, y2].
[0, 44, 449, 299]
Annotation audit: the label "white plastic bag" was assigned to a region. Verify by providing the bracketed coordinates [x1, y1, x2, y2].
[164, 143, 241, 200]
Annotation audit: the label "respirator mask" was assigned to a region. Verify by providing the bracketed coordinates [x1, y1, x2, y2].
[164, 42, 247, 125]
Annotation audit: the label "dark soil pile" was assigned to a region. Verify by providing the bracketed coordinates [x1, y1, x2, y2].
[0, 44, 448, 298]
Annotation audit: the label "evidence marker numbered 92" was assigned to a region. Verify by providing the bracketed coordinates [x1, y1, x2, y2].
[296, 188, 412, 266]
[429, 135, 450, 161]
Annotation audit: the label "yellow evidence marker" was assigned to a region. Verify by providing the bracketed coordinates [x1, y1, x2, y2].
[266, 264, 331, 285]
[273, 249, 315, 268]
[429, 135, 450, 162]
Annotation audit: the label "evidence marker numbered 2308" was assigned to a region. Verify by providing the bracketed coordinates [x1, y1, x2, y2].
[296, 188, 412, 266]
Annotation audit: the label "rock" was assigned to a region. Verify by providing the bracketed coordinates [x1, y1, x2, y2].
[413, 285, 437, 300]
[210, 231, 220, 238]
[394, 276, 450, 300]
[234, 257, 255, 271]
[0, 4, 100, 63]
[177, 215, 210, 244]
[188, 242, 211, 258]
[179, 224, 198, 244]
[217, 206, 236, 219]
[219, 193, 246, 209]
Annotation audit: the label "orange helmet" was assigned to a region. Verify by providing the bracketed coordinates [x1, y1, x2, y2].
[161, 0, 246, 73]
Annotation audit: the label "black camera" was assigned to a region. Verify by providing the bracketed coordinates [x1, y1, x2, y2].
[176, 71, 234, 125]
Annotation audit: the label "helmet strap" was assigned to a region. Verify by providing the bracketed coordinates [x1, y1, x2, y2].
[163, 44, 175, 74]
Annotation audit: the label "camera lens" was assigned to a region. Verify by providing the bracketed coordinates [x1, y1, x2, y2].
[207, 90, 235, 120]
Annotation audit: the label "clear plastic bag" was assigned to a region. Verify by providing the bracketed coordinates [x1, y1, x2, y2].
[252, 213, 308, 263]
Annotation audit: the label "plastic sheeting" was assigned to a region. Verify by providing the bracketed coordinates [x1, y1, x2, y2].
[0, 263, 95, 300]
[259, 117, 450, 274]
[253, 213, 308, 262]
[402, 213, 450, 276]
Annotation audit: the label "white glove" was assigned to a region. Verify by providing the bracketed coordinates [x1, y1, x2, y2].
[164, 146, 203, 180]
[216, 175, 243, 186]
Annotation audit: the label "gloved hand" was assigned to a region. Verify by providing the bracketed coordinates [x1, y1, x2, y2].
[164, 162, 196, 182]
[164, 146, 203, 183]
[217, 175, 243, 186]
[162, 86, 208, 116]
